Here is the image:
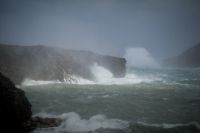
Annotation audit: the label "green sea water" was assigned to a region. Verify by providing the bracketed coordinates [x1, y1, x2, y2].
[21, 68, 200, 133]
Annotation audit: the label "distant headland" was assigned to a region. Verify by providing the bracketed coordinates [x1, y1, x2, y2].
[0, 44, 126, 84]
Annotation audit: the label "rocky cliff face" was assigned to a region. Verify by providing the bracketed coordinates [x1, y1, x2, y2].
[0, 72, 32, 132]
[164, 43, 200, 68]
[0, 72, 63, 132]
[0, 44, 126, 84]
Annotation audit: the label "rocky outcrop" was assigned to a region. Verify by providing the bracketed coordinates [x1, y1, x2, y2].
[0, 44, 126, 84]
[0, 72, 32, 132]
[27, 117, 62, 129]
[0, 72, 62, 132]
[164, 43, 200, 68]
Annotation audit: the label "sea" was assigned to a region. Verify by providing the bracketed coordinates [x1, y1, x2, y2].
[21, 64, 200, 133]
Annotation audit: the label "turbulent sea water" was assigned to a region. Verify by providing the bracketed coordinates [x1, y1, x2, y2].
[21, 66, 200, 133]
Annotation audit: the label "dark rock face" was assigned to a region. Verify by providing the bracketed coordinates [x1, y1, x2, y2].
[0, 72, 32, 132]
[28, 117, 62, 129]
[164, 43, 200, 68]
[0, 44, 126, 84]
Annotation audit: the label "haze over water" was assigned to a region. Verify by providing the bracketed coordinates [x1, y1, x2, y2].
[1, 0, 200, 132]
[21, 62, 200, 133]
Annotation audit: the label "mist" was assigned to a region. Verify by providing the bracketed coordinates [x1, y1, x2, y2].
[0, 0, 200, 59]
[124, 47, 160, 68]
[1, 1, 200, 133]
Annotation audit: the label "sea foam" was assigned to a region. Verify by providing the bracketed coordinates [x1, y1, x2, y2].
[136, 121, 200, 129]
[33, 112, 129, 133]
[32, 112, 200, 133]
[21, 63, 161, 86]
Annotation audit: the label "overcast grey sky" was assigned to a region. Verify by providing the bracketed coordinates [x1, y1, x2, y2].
[0, 0, 200, 59]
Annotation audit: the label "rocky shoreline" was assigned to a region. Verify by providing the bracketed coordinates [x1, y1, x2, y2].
[0, 44, 126, 132]
[0, 72, 62, 132]
[0, 44, 126, 85]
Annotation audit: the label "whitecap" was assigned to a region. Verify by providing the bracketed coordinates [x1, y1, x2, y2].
[136, 121, 200, 129]
[21, 63, 161, 86]
[33, 112, 129, 133]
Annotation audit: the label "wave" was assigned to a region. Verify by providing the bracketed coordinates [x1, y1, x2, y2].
[33, 112, 129, 133]
[136, 121, 200, 129]
[21, 79, 62, 86]
[21, 63, 161, 86]
[21, 73, 158, 86]
[32, 112, 200, 133]
[130, 121, 200, 133]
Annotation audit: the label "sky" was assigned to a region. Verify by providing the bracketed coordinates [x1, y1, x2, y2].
[0, 0, 200, 60]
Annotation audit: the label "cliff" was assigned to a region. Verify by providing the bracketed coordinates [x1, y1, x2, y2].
[164, 43, 200, 68]
[0, 72, 32, 132]
[0, 44, 126, 84]
[0, 72, 63, 132]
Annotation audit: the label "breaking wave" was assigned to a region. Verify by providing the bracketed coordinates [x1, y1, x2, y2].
[33, 112, 129, 133]
[136, 121, 200, 129]
[21, 63, 160, 86]
[32, 112, 200, 133]
[22, 79, 61, 86]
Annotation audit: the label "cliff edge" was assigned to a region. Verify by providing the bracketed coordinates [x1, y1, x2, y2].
[0, 44, 126, 84]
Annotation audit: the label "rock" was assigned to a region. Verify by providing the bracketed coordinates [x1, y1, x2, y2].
[164, 43, 200, 68]
[0, 44, 126, 84]
[27, 117, 62, 129]
[0, 72, 32, 132]
[0, 72, 62, 132]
